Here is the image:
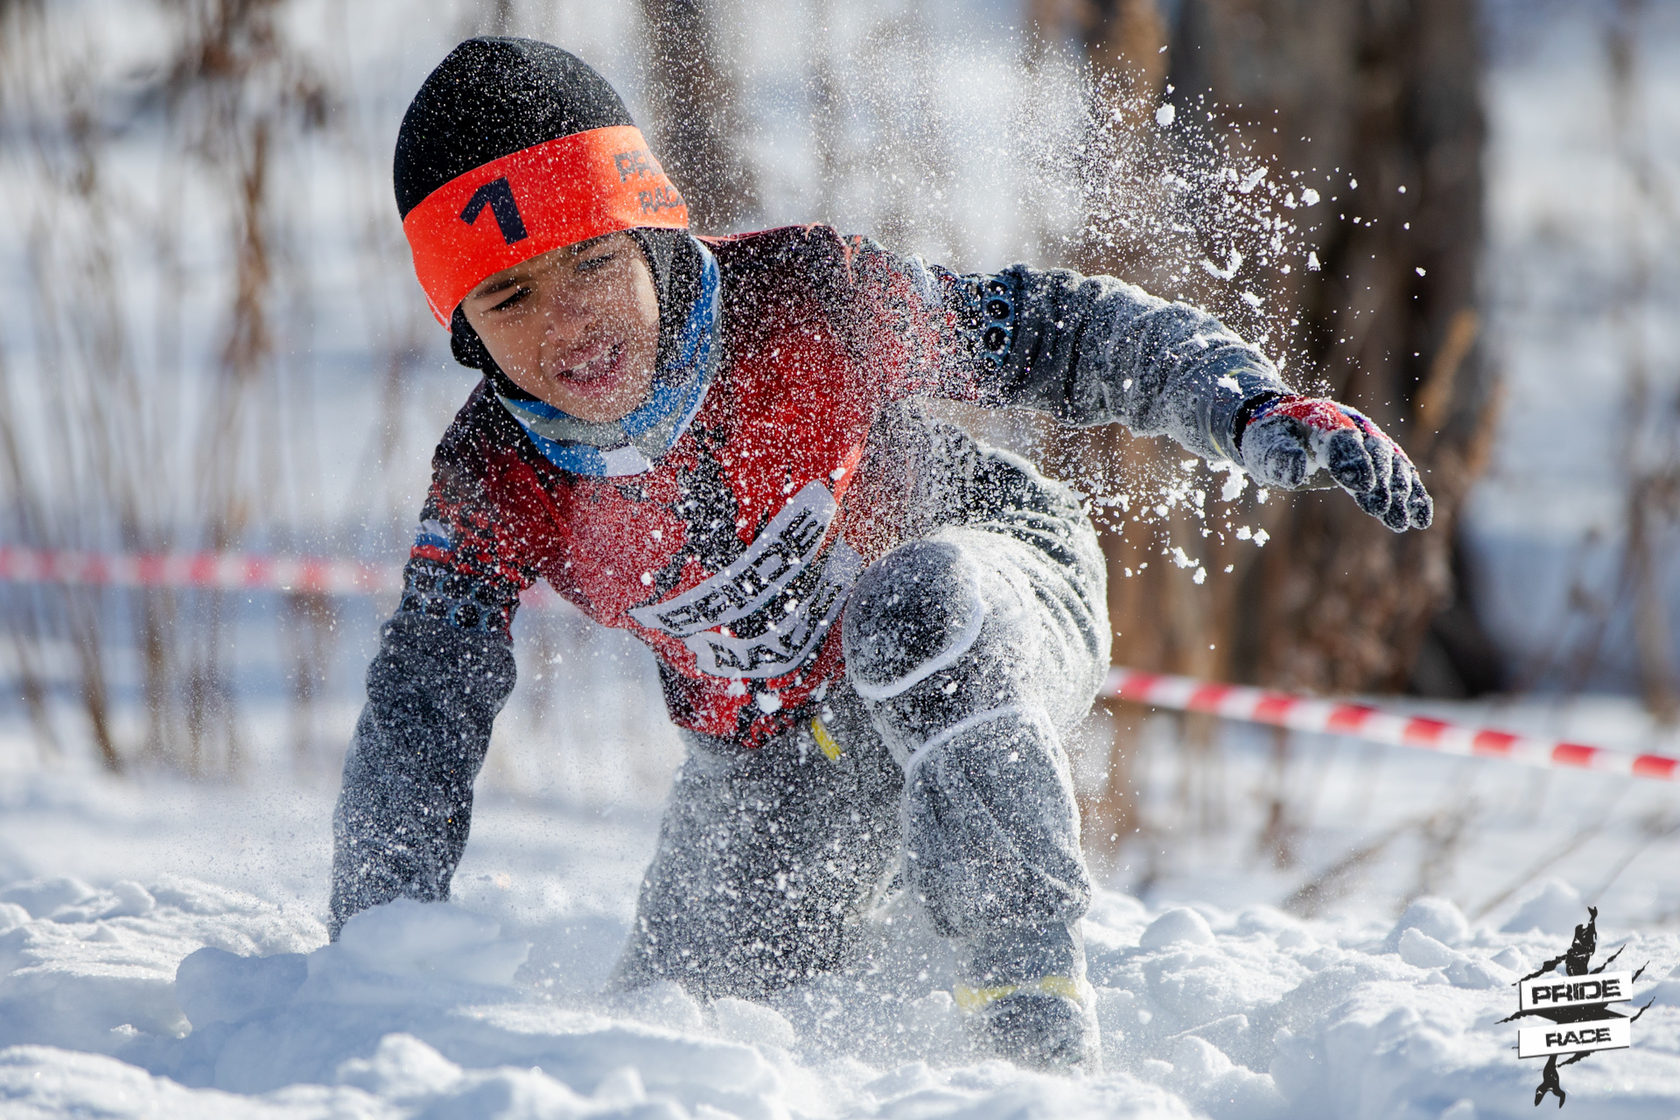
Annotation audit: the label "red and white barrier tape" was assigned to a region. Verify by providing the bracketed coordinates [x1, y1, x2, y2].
[1102, 667, 1680, 783]
[6, 546, 1674, 782]
[0, 545, 402, 597]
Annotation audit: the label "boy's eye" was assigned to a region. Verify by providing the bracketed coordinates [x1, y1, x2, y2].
[575, 252, 617, 274]
[488, 286, 531, 312]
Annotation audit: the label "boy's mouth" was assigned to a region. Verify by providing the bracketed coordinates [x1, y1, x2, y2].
[554, 340, 622, 388]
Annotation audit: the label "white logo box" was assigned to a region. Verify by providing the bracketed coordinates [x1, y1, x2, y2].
[1517, 970, 1635, 1013]
[1517, 1017, 1631, 1059]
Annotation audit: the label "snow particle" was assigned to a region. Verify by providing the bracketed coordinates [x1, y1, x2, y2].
[1199, 248, 1244, 281]
[1155, 103, 1176, 127]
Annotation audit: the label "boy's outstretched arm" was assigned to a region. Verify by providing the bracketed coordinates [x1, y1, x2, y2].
[843, 236, 1431, 532]
[987, 263, 1432, 531]
[328, 426, 529, 938]
[329, 609, 515, 938]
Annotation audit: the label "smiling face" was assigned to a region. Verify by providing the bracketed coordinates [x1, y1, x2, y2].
[459, 232, 660, 423]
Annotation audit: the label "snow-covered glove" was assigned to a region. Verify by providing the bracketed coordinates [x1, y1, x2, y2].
[1235, 394, 1433, 532]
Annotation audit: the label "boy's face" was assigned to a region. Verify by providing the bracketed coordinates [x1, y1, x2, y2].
[460, 231, 660, 422]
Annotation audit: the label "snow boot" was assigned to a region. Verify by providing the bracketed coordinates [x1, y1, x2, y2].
[956, 922, 1099, 1072]
[966, 982, 1097, 1071]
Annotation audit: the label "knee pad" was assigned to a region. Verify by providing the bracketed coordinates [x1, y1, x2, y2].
[843, 539, 988, 702]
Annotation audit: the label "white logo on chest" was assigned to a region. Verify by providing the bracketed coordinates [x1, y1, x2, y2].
[628, 480, 862, 679]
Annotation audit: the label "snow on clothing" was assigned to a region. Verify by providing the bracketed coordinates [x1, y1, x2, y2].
[329, 224, 1289, 1004]
[616, 469, 1106, 1007]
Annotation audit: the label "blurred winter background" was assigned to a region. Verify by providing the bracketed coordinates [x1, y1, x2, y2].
[3, 0, 1680, 927]
[10, 3, 1680, 1116]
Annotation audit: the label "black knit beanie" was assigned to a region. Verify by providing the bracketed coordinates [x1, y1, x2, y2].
[394, 37, 699, 385]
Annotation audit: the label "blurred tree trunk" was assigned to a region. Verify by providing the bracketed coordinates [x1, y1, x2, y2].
[1043, 0, 1498, 695]
[1035, 0, 1501, 853]
[1171, 0, 1495, 700]
[637, 0, 761, 233]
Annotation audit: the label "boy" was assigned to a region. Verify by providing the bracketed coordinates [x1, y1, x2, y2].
[330, 37, 1431, 1071]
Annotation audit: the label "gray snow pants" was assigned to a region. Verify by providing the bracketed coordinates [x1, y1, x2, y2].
[613, 452, 1110, 1001]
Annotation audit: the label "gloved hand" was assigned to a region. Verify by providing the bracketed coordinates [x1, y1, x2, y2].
[1236, 394, 1433, 532]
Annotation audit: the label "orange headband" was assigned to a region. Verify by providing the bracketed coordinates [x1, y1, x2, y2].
[401, 124, 689, 325]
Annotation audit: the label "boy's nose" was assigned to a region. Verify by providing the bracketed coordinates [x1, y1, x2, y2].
[542, 286, 591, 341]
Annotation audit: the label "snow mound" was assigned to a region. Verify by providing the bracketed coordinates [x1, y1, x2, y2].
[1499, 878, 1588, 935]
[1140, 906, 1217, 949]
[0, 873, 319, 1056]
[1387, 897, 1472, 949]
[328, 898, 530, 988]
[175, 947, 307, 1028]
[3, 869, 1680, 1118]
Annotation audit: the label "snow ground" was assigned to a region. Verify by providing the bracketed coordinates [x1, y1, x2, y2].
[5, 708, 1680, 1120]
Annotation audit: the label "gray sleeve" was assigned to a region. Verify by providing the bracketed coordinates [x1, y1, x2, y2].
[835, 234, 1286, 460]
[328, 610, 516, 939]
[974, 264, 1290, 463]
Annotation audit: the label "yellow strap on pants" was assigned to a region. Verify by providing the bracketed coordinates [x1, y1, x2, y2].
[811, 715, 843, 761]
[952, 973, 1082, 1012]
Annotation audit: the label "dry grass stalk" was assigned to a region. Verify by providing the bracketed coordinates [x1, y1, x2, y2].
[0, 0, 341, 775]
